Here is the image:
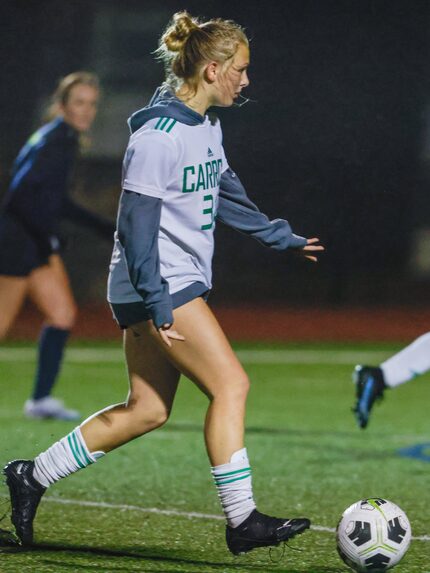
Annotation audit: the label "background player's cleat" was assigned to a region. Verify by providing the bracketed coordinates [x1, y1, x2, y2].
[3, 460, 46, 546]
[353, 365, 386, 429]
[24, 397, 80, 421]
[226, 509, 310, 555]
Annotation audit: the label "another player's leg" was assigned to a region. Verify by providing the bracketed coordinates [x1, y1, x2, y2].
[380, 331, 430, 386]
[4, 326, 180, 545]
[0, 275, 28, 339]
[353, 365, 386, 429]
[26, 255, 79, 420]
[154, 297, 310, 555]
[353, 332, 430, 428]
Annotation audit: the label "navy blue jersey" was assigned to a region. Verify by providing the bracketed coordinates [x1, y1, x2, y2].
[3, 117, 78, 255]
[0, 117, 115, 276]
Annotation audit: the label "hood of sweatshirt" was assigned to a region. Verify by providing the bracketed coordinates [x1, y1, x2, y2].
[128, 84, 205, 133]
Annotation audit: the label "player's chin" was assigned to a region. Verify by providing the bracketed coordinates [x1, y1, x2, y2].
[226, 94, 239, 107]
[75, 118, 93, 132]
[80, 123, 92, 132]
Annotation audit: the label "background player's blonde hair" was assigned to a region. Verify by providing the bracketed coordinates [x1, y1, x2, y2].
[156, 11, 248, 93]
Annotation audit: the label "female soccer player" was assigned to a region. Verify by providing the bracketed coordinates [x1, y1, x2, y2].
[4, 13, 323, 554]
[0, 72, 114, 420]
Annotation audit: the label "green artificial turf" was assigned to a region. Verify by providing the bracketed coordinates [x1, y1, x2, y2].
[0, 342, 428, 572]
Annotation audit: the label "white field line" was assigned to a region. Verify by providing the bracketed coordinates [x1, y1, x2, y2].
[0, 347, 392, 365]
[43, 497, 429, 542]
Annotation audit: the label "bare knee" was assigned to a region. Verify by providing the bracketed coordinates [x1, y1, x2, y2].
[127, 399, 171, 434]
[211, 372, 250, 403]
[47, 303, 78, 330]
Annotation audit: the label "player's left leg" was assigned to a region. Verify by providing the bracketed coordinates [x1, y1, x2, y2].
[26, 255, 79, 420]
[4, 322, 181, 545]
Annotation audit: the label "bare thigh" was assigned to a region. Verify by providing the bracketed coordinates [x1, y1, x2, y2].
[125, 324, 181, 416]
[27, 255, 77, 329]
[135, 297, 248, 398]
[0, 275, 28, 338]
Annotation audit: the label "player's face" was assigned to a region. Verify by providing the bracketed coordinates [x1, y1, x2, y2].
[215, 43, 250, 107]
[61, 84, 99, 132]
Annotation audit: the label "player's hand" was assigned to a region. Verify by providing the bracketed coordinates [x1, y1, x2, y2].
[157, 324, 185, 347]
[299, 237, 324, 262]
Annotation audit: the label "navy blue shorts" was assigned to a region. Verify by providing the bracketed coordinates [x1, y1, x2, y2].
[0, 213, 49, 277]
[110, 282, 210, 329]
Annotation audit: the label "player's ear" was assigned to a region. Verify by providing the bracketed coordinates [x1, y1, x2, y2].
[204, 61, 219, 83]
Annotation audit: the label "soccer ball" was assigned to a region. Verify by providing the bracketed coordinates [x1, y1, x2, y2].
[336, 498, 411, 572]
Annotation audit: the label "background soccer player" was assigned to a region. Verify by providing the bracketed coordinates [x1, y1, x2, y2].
[4, 12, 323, 554]
[0, 72, 114, 420]
[353, 331, 430, 428]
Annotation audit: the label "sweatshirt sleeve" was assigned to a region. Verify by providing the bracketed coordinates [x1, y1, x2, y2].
[117, 130, 177, 329]
[216, 168, 307, 250]
[117, 190, 173, 329]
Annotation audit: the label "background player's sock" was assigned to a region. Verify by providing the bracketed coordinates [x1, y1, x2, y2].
[33, 427, 105, 487]
[32, 325, 70, 400]
[211, 447, 256, 528]
[381, 332, 430, 388]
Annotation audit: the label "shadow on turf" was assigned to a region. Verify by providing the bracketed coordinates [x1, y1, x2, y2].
[164, 422, 383, 440]
[0, 542, 345, 573]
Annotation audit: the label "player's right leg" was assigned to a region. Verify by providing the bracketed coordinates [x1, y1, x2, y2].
[25, 255, 79, 420]
[0, 275, 28, 339]
[148, 297, 310, 554]
[3, 325, 181, 545]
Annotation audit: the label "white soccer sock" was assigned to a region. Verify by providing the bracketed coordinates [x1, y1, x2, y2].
[380, 332, 430, 388]
[33, 426, 105, 487]
[211, 448, 256, 528]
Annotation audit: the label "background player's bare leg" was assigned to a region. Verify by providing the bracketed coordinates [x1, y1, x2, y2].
[0, 275, 28, 338]
[25, 255, 78, 416]
[27, 255, 77, 330]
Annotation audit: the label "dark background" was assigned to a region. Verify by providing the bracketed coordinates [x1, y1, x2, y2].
[2, 0, 430, 308]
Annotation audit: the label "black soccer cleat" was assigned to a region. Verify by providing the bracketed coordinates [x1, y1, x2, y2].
[3, 459, 46, 546]
[226, 509, 311, 555]
[353, 365, 386, 429]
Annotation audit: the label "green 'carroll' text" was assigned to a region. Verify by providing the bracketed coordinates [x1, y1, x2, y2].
[182, 159, 222, 193]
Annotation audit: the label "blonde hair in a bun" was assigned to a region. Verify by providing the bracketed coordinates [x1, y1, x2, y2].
[162, 11, 200, 53]
[156, 11, 248, 93]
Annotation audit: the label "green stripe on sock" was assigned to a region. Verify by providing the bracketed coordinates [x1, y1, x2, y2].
[215, 467, 251, 478]
[67, 434, 84, 469]
[165, 119, 176, 133]
[71, 432, 86, 467]
[215, 472, 251, 485]
[73, 431, 92, 466]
